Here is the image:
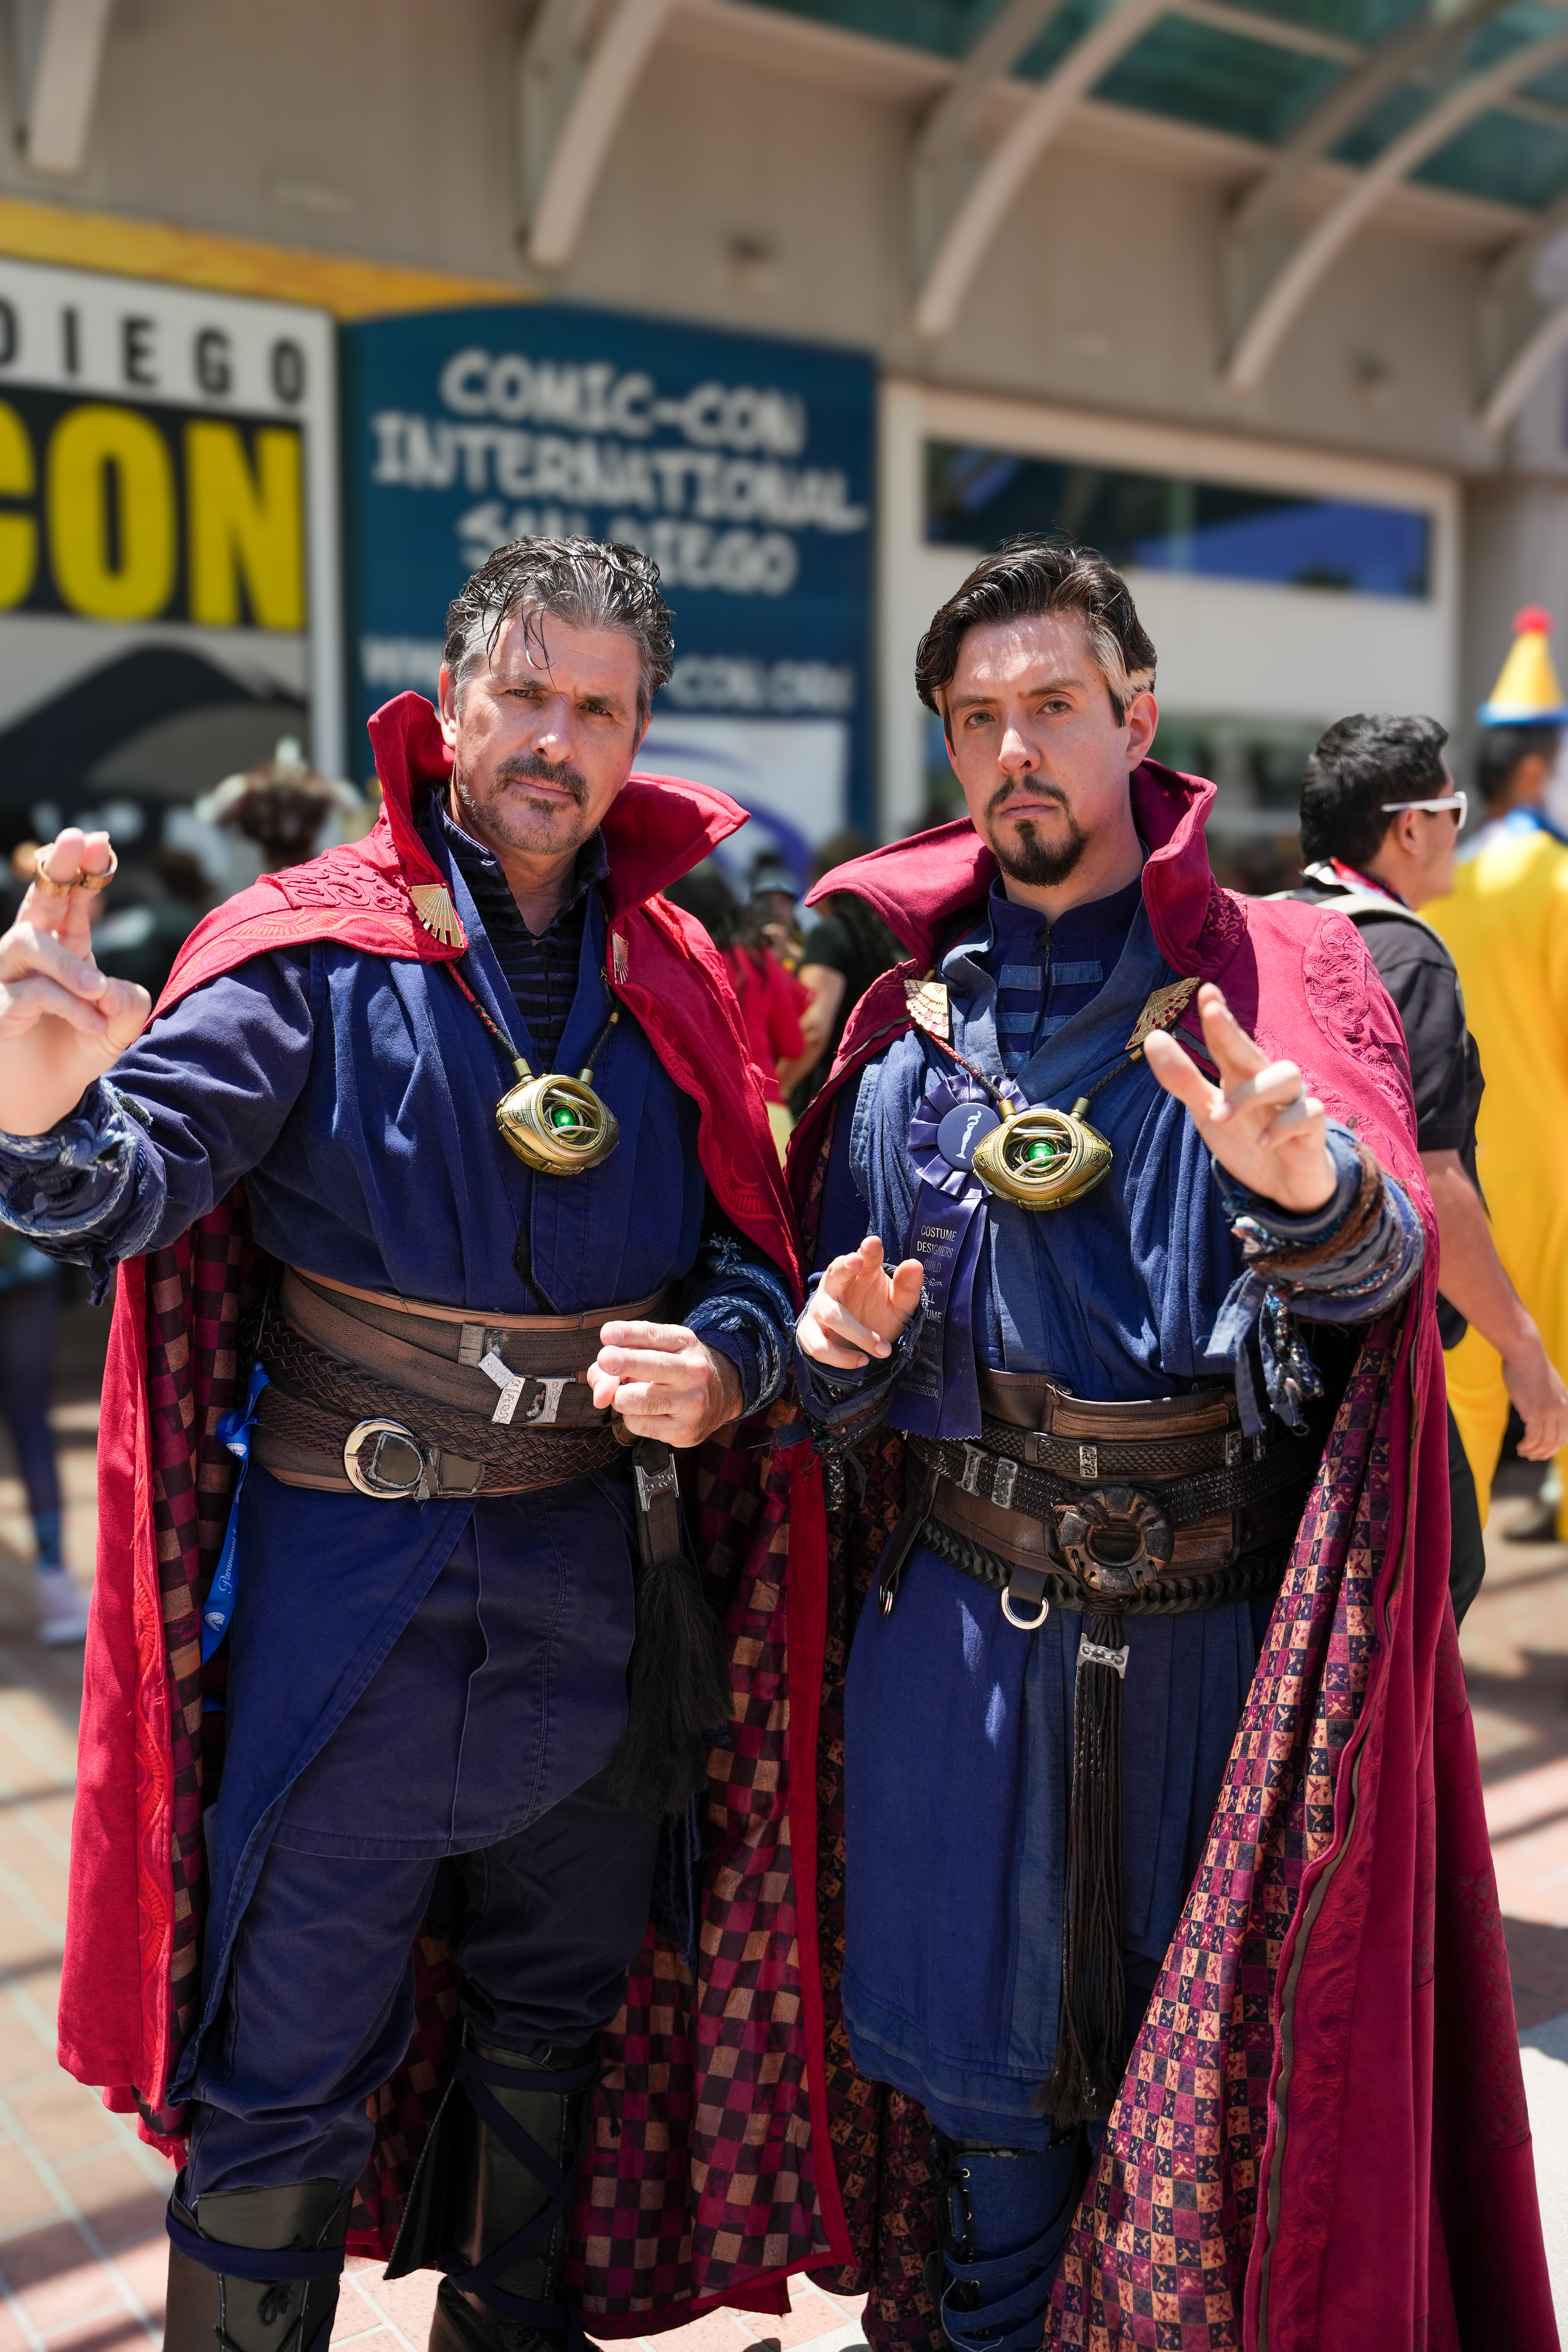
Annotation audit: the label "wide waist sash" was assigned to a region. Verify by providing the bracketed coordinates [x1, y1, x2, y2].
[253, 1266, 668, 1501]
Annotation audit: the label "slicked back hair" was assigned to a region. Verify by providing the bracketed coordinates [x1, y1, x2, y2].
[914, 534, 1157, 732]
[444, 536, 675, 730]
[1299, 712, 1450, 868]
[1477, 722, 1561, 810]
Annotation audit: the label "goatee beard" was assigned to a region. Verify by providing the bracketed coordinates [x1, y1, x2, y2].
[993, 815, 1088, 889]
[453, 753, 591, 853]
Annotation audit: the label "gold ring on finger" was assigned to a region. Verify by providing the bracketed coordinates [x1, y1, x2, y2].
[74, 850, 117, 893]
[30, 849, 75, 897]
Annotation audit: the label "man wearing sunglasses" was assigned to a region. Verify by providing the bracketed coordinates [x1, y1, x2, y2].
[1293, 710, 1568, 1616]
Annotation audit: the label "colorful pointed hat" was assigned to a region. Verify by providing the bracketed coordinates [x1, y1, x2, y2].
[1478, 605, 1568, 726]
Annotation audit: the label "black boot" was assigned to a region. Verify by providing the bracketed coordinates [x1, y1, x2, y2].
[164, 2175, 350, 2352]
[923, 2133, 1084, 2352]
[385, 2027, 597, 2352]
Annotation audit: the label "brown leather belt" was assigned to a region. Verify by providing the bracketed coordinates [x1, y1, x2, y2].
[253, 1267, 669, 1500]
[887, 1367, 1322, 1624]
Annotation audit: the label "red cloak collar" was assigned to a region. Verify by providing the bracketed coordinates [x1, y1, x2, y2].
[805, 757, 1223, 980]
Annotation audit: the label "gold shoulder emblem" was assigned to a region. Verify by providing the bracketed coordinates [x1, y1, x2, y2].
[409, 883, 464, 947]
[903, 973, 951, 1042]
[1125, 974, 1200, 1055]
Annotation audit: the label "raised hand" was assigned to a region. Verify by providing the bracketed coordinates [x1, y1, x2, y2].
[589, 1319, 744, 1447]
[0, 830, 151, 1136]
[1143, 982, 1336, 1215]
[797, 1234, 925, 1371]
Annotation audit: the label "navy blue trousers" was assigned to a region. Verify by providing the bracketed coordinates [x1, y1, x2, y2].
[186, 1770, 659, 2198]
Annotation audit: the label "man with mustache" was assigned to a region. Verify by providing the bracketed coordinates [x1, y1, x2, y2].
[785, 538, 1552, 2345]
[0, 541, 824, 2352]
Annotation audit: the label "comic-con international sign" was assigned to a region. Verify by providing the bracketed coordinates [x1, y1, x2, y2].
[343, 304, 875, 871]
[0, 259, 339, 832]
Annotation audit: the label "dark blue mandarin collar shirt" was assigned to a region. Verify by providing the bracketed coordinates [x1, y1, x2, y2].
[989, 870, 1146, 1076]
[431, 794, 609, 1071]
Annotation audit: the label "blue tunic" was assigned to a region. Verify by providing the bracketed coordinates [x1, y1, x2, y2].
[801, 876, 1419, 2146]
[0, 806, 794, 2100]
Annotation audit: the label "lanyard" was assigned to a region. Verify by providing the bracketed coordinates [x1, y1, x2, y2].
[201, 1361, 270, 1666]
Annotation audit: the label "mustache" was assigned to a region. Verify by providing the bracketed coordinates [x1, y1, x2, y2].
[987, 777, 1071, 823]
[494, 753, 589, 805]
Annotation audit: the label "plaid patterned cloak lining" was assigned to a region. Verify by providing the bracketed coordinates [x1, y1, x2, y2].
[128, 1189, 853, 2328]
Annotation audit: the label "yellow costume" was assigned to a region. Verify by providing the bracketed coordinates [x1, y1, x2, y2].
[1429, 607, 1568, 1524]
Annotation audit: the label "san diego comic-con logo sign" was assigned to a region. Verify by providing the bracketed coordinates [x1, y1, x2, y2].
[0, 258, 342, 805]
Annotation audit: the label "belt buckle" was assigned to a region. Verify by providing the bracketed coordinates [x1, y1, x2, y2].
[344, 1418, 430, 1501]
[1054, 1485, 1174, 1597]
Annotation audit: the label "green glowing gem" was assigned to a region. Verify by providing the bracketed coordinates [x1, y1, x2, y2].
[551, 1105, 578, 1130]
[1025, 1139, 1060, 1165]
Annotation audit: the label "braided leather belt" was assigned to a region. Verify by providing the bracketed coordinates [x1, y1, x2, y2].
[253, 1267, 668, 1500]
[884, 1375, 1324, 1626]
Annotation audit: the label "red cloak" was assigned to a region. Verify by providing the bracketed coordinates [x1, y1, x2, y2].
[788, 764, 1557, 2352]
[58, 694, 852, 2329]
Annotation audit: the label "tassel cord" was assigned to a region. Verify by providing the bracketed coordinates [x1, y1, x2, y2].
[1038, 1611, 1127, 2126]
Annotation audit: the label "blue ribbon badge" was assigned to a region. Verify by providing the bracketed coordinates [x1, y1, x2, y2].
[201, 1361, 270, 1665]
[893, 1072, 1016, 1439]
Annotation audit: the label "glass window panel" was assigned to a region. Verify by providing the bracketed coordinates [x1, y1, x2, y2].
[735, 0, 1005, 57]
[1467, 0, 1568, 64]
[1093, 16, 1341, 139]
[924, 442, 1431, 598]
[1417, 108, 1568, 206]
[1520, 58, 1568, 105]
[1225, 0, 1421, 42]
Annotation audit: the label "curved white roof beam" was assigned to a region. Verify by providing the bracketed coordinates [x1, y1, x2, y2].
[913, 0, 1071, 290]
[1480, 299, 1568, 428]
[1226, 18, 1568, 391]
[1227, 0, 1508, 262]
[522, 0, 676, 271]
[1476, 189, 1568, 429]
[913, 0, 1167, 340]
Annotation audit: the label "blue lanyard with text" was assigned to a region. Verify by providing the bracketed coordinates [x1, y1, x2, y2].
[201, 1362, 270, 1667]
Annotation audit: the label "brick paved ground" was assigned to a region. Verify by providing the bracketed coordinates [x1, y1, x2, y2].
[1, 1304, 1565, 2346]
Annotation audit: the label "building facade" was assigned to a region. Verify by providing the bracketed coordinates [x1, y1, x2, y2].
[0, 0, 1563, 877]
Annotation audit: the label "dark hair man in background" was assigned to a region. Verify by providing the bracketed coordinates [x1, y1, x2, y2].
[1293, 712, 1568, 1616]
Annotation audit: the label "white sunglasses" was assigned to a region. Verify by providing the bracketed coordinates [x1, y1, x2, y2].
[1380, 790, 1468, 830]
